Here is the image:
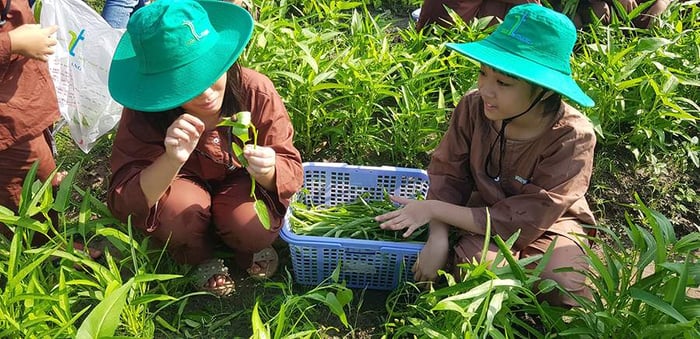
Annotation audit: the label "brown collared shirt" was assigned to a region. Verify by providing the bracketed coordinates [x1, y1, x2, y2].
[428, 90, 596, 250]
[108, 67, 303, 228]
[0, 0, 60, 151]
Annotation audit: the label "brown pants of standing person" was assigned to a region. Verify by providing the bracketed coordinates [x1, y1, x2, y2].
[0, 130, 58, 241]
[140, 174, 282, 270]
[557, 0, 670, 28]
[453, 232, 592, 307]
[416, 0, 541, 30]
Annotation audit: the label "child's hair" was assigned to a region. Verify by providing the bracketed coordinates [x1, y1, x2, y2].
[142, 64, 246, 133]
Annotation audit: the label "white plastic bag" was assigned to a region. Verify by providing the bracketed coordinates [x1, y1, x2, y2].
[37, 0, 124, 153]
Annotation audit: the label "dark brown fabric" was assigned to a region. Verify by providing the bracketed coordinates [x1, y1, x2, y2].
[0, 0, 60, 232]
[416, 0, 541, 30]
[107, 67, 303, 266]
[0, 0, 60, 152]
[0, 131, 57, 238]
[140, 175, 283, 266]
[427, 90, 596, 251]
[550, 0, 669, 28]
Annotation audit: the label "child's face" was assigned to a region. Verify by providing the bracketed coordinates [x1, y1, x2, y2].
[477, 65, 540, 121]
[181, 73, 228, 128]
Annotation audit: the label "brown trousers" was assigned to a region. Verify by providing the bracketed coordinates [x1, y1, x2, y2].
[451, 192, 592, 307]
[0, 130, 57, 239]
[453, 232, 591, 307]
[141, 174, 282, 269]
[416, 0, 541, 30]
[550, 0, 670, 28]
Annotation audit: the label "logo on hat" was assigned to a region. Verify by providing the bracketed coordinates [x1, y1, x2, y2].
[183, 20, 210, 42]
[500, 13, 532, 45]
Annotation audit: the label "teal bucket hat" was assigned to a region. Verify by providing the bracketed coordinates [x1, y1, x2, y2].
[108, 0, 254, 112]
[447, 4, 594, 107]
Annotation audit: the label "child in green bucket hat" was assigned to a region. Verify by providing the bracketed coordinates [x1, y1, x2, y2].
[106, 0, 303, 297]
[376, 4, 595, 307]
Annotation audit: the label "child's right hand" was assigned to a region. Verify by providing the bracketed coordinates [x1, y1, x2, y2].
[8, 24, 58, 61]
[164, 114, 205, 165]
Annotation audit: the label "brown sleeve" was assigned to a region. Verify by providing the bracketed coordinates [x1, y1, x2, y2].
[0, 1, 60, 151]
[243, 69, 303, 215]
[0, 32, 10, 78]
[472, 116, 596, 250]
[427, 93, 476, 206]
[107, 109, 166, 226]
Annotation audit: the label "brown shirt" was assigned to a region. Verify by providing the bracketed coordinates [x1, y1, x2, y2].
[428, 90, 596, 250]
[0, 0, 60, 151]
[108, 67, 303, 227]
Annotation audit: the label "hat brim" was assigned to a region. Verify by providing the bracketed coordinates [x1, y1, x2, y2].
[447, 41, 594, 107]
[108, 1, 253, 112]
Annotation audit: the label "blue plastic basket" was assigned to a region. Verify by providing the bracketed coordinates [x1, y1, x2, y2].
[280, 162, 430, 290]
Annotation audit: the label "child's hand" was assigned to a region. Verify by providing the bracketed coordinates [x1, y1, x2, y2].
[8, 24, 58, 61]
[413, 234, 449, 282]
[243, 144, 276, 180]
[164, 114, 205, 165]
[375, 196, 432, 238]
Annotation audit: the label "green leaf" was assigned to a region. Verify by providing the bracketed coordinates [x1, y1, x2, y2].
[26, 169, 54, 217]
[232, 125, 250, 143]
[254, 200, 271, 230]
[630, 287, 688, 323]
[324, 292, 349, 327]
[250, 301, 270, 339]
[131, 294, 177, 306]
[154, 315, 178, 332]
[76, 278, 134, 338]
[231, 143, 248, 167]
[18, 162, 39, 216]
[0, 215, 48, 233]
[54, 164, 80, 213]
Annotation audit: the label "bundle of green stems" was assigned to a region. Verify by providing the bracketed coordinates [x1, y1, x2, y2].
[288, 194, 428, 242]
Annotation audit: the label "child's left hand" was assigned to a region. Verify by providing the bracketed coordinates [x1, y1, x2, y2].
[243, 144, 276, 180]
[375, 196, 432, 238]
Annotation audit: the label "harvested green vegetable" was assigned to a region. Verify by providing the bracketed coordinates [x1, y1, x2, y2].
[288, 194, 428, 242]
[217, 111, 271, 230]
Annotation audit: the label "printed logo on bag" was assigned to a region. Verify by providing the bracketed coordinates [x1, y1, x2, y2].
[183, 20, 209, 45]
[68, 29, 85, 57]
[500, 13, 532, 45]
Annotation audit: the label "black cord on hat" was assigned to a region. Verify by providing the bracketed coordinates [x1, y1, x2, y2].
[484, 90, 547, 182]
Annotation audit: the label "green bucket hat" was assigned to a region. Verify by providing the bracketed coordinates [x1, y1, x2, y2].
[108, 0, 253, 112]
[446, 4, 594, 107]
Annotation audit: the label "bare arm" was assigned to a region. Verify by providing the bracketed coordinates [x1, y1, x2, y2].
[376, 196, 483, 238]
[140, 114, 205, 207]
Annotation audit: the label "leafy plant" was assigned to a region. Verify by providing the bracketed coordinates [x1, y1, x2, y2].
[217, 111, 272, 229]
[383, 212, 567, 338]
[251, 266, 354, 338]
[0, 163, 193, 338]
[559, 194, 700, 338]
